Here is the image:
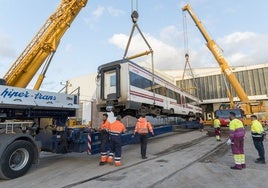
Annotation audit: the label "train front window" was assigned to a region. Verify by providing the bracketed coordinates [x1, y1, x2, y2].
[110, 75, 116, 86]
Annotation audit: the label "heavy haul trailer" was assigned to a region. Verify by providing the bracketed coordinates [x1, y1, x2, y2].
[90, 125, 173, 155]
[0, 84, 174, 179]
[0, 85, 92, 179]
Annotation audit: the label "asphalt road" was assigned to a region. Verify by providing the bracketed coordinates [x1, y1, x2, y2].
[1, 128, 267, 188]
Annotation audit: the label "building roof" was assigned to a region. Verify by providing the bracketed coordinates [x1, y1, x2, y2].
[163, 63, 268, 80]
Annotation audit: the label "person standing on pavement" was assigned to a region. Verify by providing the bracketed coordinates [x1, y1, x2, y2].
[199, 116, 204, 132]
[133, 115, 154, 159]
[213, 116, 221, 141]
[251, 115, 266, 164]
[227, 112, 246, 170]
[107, 115, 126, 166]
[99, 113, 110, 165]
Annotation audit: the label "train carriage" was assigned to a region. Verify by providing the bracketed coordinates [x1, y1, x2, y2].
[96, 59, 202, 117]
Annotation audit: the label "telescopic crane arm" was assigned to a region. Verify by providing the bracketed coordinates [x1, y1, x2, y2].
[3, 0, 87, 89]
[182, 4, 250, 103]
[182, 4, 266, 115]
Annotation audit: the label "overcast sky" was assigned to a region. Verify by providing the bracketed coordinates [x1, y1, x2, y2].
[0, 0, 267, 91]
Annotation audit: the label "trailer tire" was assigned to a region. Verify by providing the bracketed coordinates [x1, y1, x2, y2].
[0, 140, 35, 179]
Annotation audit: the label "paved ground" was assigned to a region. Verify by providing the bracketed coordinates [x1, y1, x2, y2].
[154, 128, 268, 188]
[0, 127, 267, 188]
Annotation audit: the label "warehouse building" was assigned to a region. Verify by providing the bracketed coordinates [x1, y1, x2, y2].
[67, 63, 268, 125]
[165, 63, 268, 120]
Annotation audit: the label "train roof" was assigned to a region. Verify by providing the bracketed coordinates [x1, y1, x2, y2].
[97, 59, 131, 71]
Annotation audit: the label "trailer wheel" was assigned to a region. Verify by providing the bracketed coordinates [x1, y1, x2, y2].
[0, 140, 35, 179]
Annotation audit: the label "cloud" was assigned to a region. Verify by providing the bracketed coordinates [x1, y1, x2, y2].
[217, 32, 268, 66]
[0, 35, 16, 58]
[107, 7, 125, 17]
[108, 28, 268, 72]
[64, 43, 73, 52]
[91, 6, 125, 19]
[92, 6, 105, 18]
[0, 34, 17, 77]
[160, 25, 184, 46]
[84, 6, 125, 31]
[109, 32, 184, 70]
[221, 31, 256, 44]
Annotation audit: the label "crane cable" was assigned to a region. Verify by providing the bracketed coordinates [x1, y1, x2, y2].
[131, 0, 138, 13]
[181, 11, 201, 101]
[182, 11, 189, 55]
[124, 0, 156, 106]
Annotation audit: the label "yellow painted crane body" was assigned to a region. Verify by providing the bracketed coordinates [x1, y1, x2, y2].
[3, 0, 87, 89]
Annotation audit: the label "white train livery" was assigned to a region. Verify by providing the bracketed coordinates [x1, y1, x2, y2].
[96, 59, 202, 117]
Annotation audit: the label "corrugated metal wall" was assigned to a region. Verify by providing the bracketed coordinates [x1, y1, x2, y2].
[176, 67, 268, 101]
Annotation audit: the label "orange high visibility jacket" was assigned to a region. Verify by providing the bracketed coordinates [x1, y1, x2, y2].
[101, 120, 110, 131]
[109, 120, 126, 134]
[134, 117, 154, 135]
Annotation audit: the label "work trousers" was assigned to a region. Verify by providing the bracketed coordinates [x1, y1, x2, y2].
[199, 123, 204, 131]
[231, 137, 244, 154]
[140, 134, 148, 158]
[215, 127, 221, 136]
[231, 137, 245, 167]
[253, 140, 265, 161]
[110, 135, 122, 161]
[100, 131, 109, 153]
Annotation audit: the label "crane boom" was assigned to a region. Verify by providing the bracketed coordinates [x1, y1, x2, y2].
[182, 4, 266, 116]
[182, 4, 249, 103]
[3, 0, 87, 89]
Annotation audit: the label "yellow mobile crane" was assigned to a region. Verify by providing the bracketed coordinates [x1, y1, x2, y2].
[182, 4, 266, 125]
[3, 0, 87, 90]
[0, 0, 88, 180]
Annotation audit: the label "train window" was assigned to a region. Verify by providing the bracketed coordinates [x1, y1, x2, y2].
[176, 93, 181, 104]
[161, 87, 167, 96]
[129, 71, 190, 104]
[152, 83, 161, 94]
[167, 88, 177, 100]
[130, 72, 152, 90]
[110, 75, 116, 87]
[186, 97, 198, 105]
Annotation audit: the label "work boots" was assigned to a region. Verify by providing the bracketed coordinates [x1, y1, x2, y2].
[230, 164, 242, 170]
[107, 156, 114, 165]
[115, 161, 121, 166]
[99, 156, 108, 165]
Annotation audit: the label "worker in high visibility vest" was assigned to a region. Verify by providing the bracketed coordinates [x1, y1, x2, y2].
[107, 115, 126, 166]
[134, 115, 154, 159]
[227, 112, 246, 170]
[99, 113, 110, 165]
[213, 116, 221, 141]
[251, 115, 266, 164]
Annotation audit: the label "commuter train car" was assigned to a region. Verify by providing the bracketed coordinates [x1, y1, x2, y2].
[96, 59, 202, 117]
